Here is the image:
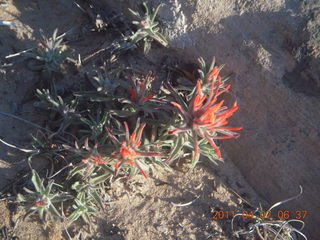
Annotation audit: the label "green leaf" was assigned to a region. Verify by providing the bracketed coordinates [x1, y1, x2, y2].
[23, 187, 35, 194]
[109, 110, 135, 117]
[167, 135, 184, 162]
[48, 204, 62, 219]
[99, 164, 114, 174]
[81, 212, 90, 223]
[129, 8, 141, 19]
[151, 3, 162, 23]
[44, 180, 54, 196]
[90, 190, 104, 209]
[143, 2, 150, 17]
[68, 208, 82, 222]
[90, 172, 112, 185]
[68, 164, 87, 179]
[51, 193, 73, 203]
[208, 57, 216, 72]
[152, 32, 168, 47]
[80, 117, 92, 126]
[17, 193, 28, 202]
[31, 170, 45, 193]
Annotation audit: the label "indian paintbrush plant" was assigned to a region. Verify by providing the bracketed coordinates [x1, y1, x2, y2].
[15, 54, 243, 226]
[129, 2, 168, 53]
[25, 29, 69, 74]
[117, 72, 172, 124]
[15, 55, 243, 228]
[10, 5, 244, 228]
[17, 170, 72, 221]
[103, 119, 166, 178]
[2, 3, 305, 237]
[167, 64, 242, 167]
[113, 2, 168, 54]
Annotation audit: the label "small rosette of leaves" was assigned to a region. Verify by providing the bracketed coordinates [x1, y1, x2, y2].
[34, 88, 80, 134]
[17, 170, 72, 221]
[67, 179, 109, 224]
[27, 131, 64, 164]
[65, 141, 113, 223]
[79, 108, 110, 142]
[25, 29, 69, 73]
[74, 67, 129, 102]
[116, 73, 171, 124]
[127, 2, 168, 53]
[68, 192, 98, 224]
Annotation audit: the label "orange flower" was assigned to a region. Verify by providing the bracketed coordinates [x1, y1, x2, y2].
[170, 67, 242, 160]
[82, 154, 105, 171]
[106, 121, 164, 178]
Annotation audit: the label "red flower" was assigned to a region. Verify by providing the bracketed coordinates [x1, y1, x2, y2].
[170, 67, 242, 160]
[105, 121, 164, 178]
[34, 197, 48, 207]
[82, 154, 105, 170]
[129, 86, 138, 100]
[128, 74, 154, 103]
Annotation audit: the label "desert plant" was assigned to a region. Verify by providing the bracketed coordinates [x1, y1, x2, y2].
[68, 177, 109, 224]
[12, 50, 243, 230]
[116, 73, 171, 124]
[120, 2, 168, 53]
[34, 88, 80, 136]
[74, 66, 129, 102]
[65, 141, 113, 224]
[168, 76, 242, 167]
[68, 192, 97, 224]
[17, 170, 72, 221]
[27, 130, 65, 164]
[25, 29, 69, 73]
[79, 108, 110, 142]
[100, 119, 166, 178]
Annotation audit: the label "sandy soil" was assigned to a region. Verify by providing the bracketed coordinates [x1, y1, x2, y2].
[0, 1, 269, 239]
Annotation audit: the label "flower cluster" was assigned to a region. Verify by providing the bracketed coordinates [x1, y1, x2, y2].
[16, 0, 245, 228]
[89, 120, 165, 178]
[170, 65, 242, 161]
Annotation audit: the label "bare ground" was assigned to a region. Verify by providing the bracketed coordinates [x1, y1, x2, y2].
[0, 1, 269, 239]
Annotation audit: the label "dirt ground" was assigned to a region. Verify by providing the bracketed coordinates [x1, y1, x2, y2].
[0, 0, 291, 239]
